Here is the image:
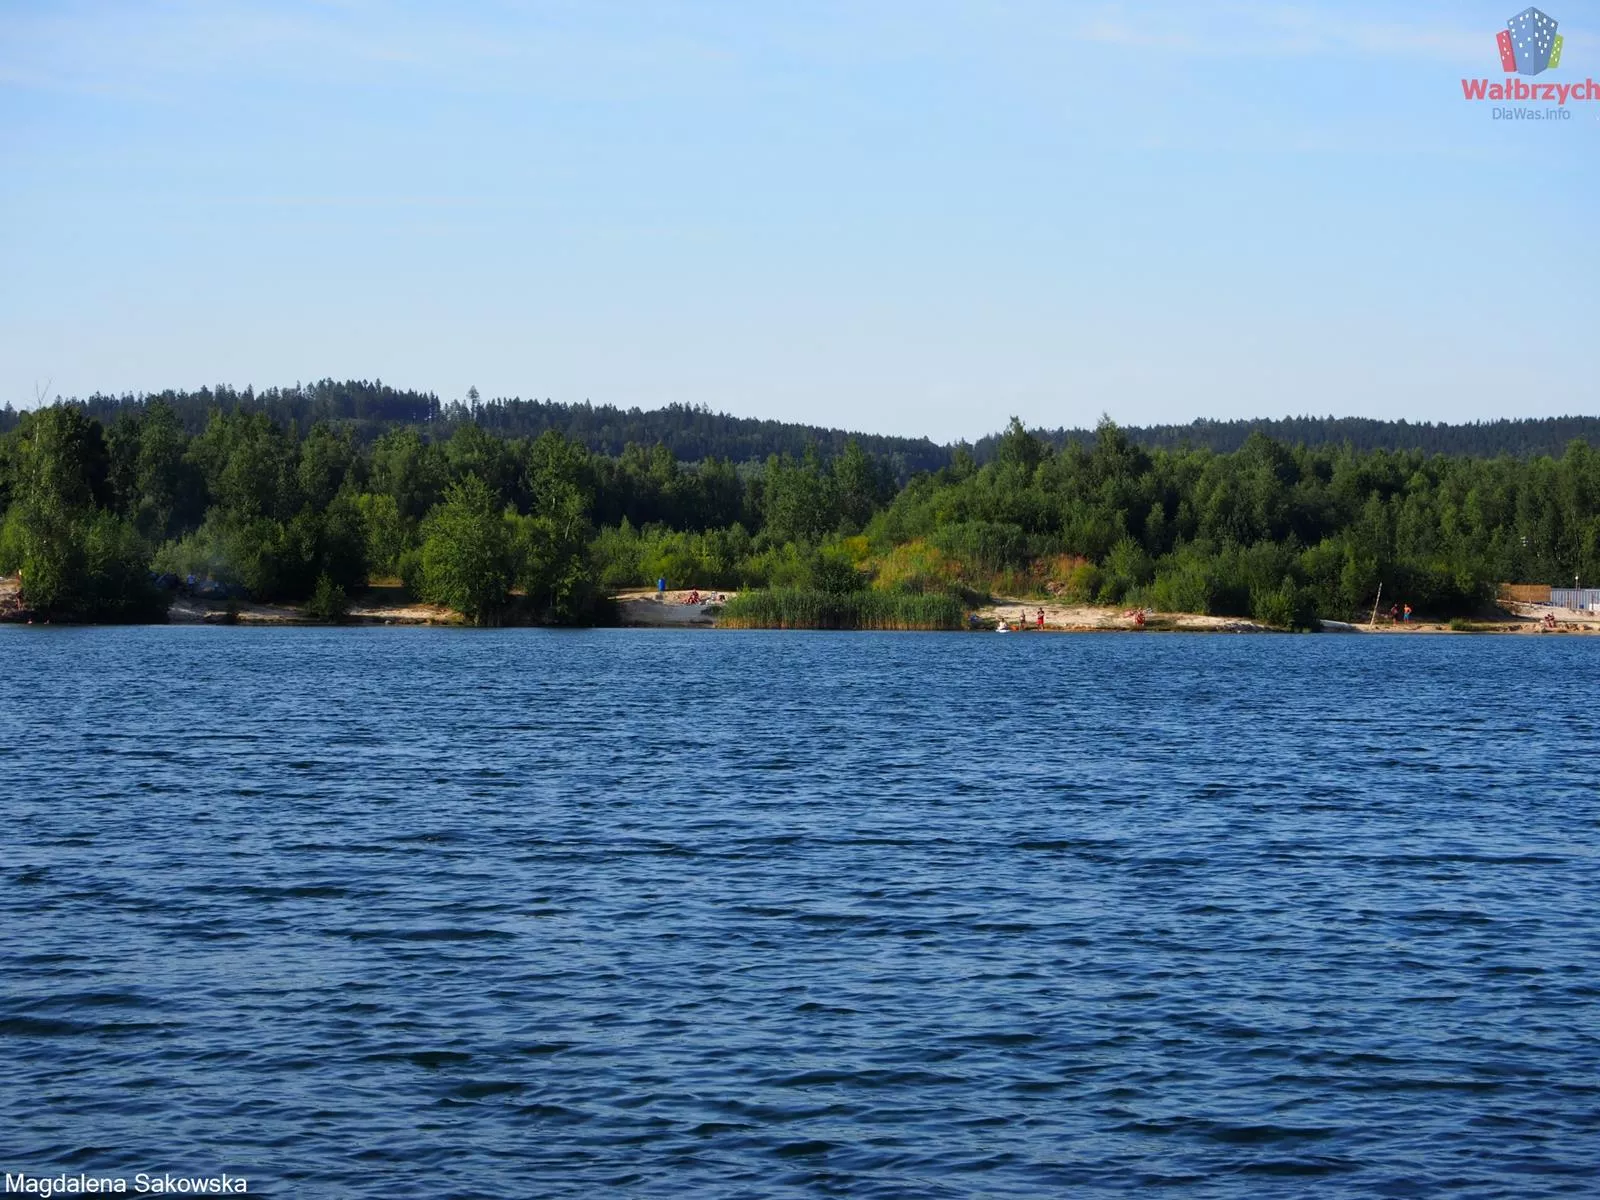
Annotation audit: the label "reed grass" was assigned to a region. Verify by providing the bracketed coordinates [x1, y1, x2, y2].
[719, 588, 964, 630]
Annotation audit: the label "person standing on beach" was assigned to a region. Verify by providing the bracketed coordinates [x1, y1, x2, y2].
[1403, 604, 1413, 622]
[1036, 608, 1045, 629]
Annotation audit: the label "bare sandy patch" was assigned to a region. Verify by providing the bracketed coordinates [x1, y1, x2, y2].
[978, 598, 1269, 633]
[614, 588, 735, 627]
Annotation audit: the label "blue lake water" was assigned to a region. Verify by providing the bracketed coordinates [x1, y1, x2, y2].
[2, 627, 1598, 1197]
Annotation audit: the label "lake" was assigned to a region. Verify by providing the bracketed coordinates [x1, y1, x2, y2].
[2, 627, 1597, 1197]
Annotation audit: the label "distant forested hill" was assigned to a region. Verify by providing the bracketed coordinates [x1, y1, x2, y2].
[977, 416, 1600, 460]
[2, 380, 1596, 465]
[0, 381, 443, 444]
[0, 381, 948, 478]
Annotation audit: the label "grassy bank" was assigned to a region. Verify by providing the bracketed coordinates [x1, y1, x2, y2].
[719, 588, 964, 630]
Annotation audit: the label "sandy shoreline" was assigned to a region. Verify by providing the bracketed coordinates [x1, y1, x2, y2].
[6, 573, 1600, 633]
[979, 598, 1600, 635]
[614, 591, 1600, 635]
[614, 588, 732, 627]
[0, 575, 462, 626]
[163, 594, 461, 625]
[977, 600, 1270, 634]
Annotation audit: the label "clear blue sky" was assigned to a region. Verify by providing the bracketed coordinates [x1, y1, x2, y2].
[2, 1, 1596, 441]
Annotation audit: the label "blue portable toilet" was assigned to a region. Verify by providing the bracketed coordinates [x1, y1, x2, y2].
[657, 577, 667, 594]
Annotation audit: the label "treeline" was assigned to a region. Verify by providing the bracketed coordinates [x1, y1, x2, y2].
[4, 381, 443, 443]
[4, 403, 1600, 627]
[7, 382, 1599, 464]
[873, 420, 1600, 628]
[974, 415, 1600, 461]
[0, 401, 898, 623]
[0, 383, 948, 477]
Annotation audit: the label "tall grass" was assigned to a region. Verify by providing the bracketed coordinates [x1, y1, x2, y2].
[720, 588, 964, 630]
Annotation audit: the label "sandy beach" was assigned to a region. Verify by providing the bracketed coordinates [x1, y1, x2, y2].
[978, 599, 1269, 633]
[8, 572, 1600, 633]
[614, 588, 733, 627]
[162, 594, 461, 625]
[976, 598, 1600, 635]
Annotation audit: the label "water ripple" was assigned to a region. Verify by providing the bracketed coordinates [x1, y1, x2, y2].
[2, 627, 1598, 1197]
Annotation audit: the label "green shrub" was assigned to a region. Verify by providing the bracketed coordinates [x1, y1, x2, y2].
[591, 521, 646, 589]
[929, 521, 1031, 573]
[589, 521, 759, 591]
[870, 539, 961, 595]
[739, 541, 810, 589]
[808, 545, 866, 594]
[1056, 561, 1102, 603]
[1150, 554, 1215, 614]
[305, 572, 350, 623]
[151, 506, 360, 603]
[397, 547, 424, 598]
[1251, 577, 1318, 630]
[152, 524, 235, 586]
[353, 492, 412, 580]
[1097, 537, 1154, 604]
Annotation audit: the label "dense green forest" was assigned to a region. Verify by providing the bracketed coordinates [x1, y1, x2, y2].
[4, 399, 1600, 627]
[0, 382, 949, 477]
[5, 380, 1600, 465]
[978, 415, 1600, 461]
